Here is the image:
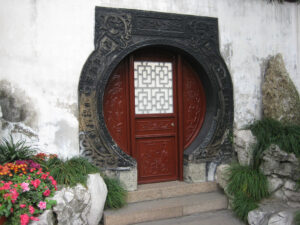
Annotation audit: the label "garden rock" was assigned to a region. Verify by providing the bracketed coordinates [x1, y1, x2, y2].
[30, 210, 55, 225]
[234, 129, 256, 166]
[262, 53, 300, 125]
[267, 177, 284, 194]
[247, 199, 298, 225]
[267, 211, 294, 225]
[260, 144, 300, 181]
[216, 164, 230, 190]
[86, 173, 107, 225]
[52, 184, 91, 225]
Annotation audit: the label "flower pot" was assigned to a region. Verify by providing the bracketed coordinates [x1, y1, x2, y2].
[0, 216, 6, 225]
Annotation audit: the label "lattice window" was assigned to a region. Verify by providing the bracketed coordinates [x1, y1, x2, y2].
[134, 61, 173, 114]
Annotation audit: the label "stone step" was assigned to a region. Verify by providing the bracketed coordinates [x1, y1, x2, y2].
[133, 209, 245, 225]
[127, 181, 219, 203]
[104, 191, 228, 225]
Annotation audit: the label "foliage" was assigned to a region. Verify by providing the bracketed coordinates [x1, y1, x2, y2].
[248, 118, 300, 169]
[103, 176, 127, 209]
[0, 137, 36, 164]
[294, 211, 300, 225]
[232, 193, 258, 223]
[37, 156, 100, 187]
[227, 164, 269, 223]
[0, 161, 57, 225]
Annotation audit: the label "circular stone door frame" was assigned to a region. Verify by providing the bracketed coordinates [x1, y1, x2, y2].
[78, 7, 233, 189]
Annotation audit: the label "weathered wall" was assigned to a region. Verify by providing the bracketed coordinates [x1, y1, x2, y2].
[0, 0, 299, 157]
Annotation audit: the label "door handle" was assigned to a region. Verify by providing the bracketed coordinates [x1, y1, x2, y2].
[171, 122, 175, 127]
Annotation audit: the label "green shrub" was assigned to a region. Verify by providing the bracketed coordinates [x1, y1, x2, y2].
[227, 164, 269, 222]
[232, 193, 258, 223]
[41, 157, 100, 187]
[248, 118, 300, 169]
[227, 164, 269, 201]
[104, 176, 127, 209]
[294, 211, 300, 225]
[0, 136, 36, 164]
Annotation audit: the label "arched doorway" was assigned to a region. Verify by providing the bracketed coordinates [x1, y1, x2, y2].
[79, 7, 233, 190]
[103, 48, 206, 184]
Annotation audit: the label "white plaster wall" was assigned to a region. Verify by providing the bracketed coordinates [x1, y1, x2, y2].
[0, 0, 299, 157]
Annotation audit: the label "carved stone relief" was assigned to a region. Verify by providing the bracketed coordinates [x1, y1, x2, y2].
[79, 7, 233, 170]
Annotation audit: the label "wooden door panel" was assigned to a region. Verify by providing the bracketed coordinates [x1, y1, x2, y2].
[135, 117, 176, 137]
[182, 59, 206, 148]
[137, 137, 177, 183]
[103, 60, 130, 155]
[103, 49, 206, 184]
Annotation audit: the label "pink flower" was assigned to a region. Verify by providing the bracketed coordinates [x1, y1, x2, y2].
[29, 205, 35, 214]
[30, 216, 39, 221]
[20, 204, 26, 208]
[21, 182, 30, 192]
[43, 189, 51, 197]
[20, 214, 30, 225]
[38, 201, 46, 210]
[31, 179, 41, 189]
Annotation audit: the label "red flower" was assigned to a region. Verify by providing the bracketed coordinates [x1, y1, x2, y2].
[31, 179, 41, 189]
[43, 189, 51, 197]
[20, 214, 30, 225]
[41, 173, 48, 180]
[30, 216, 39, 221]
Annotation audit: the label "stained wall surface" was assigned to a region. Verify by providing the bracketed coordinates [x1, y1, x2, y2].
[0, 0, 299, 157]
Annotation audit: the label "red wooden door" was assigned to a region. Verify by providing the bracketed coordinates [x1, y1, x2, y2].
[103, 48, 206, 184]
[129, 50, 179, 184]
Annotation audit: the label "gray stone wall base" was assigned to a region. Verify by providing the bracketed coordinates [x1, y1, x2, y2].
[183, 162, 207, 183]
[104, 167, 137, 191]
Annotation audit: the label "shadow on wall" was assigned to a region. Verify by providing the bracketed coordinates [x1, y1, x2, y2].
[0, 80, 38, 141]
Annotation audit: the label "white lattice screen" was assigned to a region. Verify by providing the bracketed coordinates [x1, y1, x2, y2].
[134, 61, 173, 114]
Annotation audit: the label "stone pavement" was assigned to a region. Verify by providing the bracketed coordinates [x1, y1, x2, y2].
[133, 209, 245, 225]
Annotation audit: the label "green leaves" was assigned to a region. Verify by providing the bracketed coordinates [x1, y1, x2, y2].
[103, 176, 127, 209]
[43, 157, 100, 187]
[0, 136, 36, 164]
[227, 164, 269, 223]
[248, 118, 300, 169]
[294, 211, 300, 225]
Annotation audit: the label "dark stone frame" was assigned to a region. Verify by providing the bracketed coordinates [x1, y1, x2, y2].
[78, 7, 234, 170]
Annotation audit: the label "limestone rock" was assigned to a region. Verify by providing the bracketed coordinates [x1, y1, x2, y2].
[216, 164, 230, 190]
[248, 199, 299, 225]
[248, 209, 269, 225]
[260, 144, 300, 180]
[284, 180, 297, 191]
[52, 184, 91, 225]
[86, 173, 107, 225]
[30, 210, 55, 225]
[262, 53, 300, 125]
[234, 129, 256, 166]
[267, 177, 284, 194]
[267, 211, 294, 225]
